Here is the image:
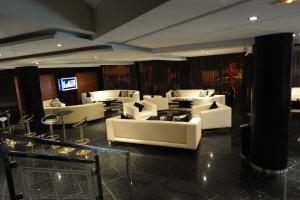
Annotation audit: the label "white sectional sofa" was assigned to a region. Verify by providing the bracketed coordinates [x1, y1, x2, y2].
[191, 102, 231, 130]
[166, 89, 226, 105]
[143, 95, 169, 111]
[81, 90, 140, 104]
[44, 102, 104, 124]
[123, 101, 157, 119]
[106, 116, 201, 150]
[291, 87, 300, 101]
[43, 99, 66, 108]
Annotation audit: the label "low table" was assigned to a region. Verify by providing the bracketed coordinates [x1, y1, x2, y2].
[148, 110, 191, 122]
[172, 99, 193, 108]
[97, 98, 121, 112]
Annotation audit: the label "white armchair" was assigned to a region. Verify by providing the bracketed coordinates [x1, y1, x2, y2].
[123, 101, 157, 119]
[143, 95, 169, 111]
[192, 102, 231, 130]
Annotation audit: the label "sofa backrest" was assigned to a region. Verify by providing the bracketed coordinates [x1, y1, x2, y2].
[89, 90, 139, 100]
[175, 89, 215, 97]
[44, 102, 104, 124]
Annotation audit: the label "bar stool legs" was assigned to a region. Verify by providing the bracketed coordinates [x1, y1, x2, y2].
[0, 111, 16, 149]
[73, 117, 91, 156]
[75, 126, 90, 145]
[20, 114, 36, 137]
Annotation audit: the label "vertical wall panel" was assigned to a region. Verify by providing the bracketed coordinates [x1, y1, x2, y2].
[76, 71, 99, 103]
[40, 74, 57, 100]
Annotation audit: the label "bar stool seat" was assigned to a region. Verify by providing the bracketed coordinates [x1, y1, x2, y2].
[41, 114, 59, 140]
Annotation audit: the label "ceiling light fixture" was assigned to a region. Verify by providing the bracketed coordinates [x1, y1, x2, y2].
[248, 16, 259, 21]
[94, 56, 98, 59]
[293, 33, 296, 37]
[35, 61, 39, 65]
[56, 43, 62, 47]
[0, 53, 2, 57]
[274, 0, 297, 5]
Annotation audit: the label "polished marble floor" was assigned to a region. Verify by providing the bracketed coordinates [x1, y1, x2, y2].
[1, 105, 300, 200]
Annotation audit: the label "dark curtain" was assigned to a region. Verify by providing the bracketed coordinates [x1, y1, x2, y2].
[102, 65, 138, 89]
[292, 46, 300, 87]
[137, 60, 189, 96]
[188, 53, 245, 101]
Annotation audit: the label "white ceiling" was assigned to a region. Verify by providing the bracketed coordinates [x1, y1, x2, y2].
[0, 0, 299, 69]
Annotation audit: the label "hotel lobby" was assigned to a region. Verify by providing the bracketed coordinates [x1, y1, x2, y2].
[0, 0, 300, 199]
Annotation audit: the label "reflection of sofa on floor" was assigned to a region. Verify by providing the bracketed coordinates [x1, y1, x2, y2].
[106, 116, 201, 150]
[191, 102, 231, 130]
[166, 89, 226, 105]
[81, 90, 140, 104]
[44, 102, 104, 124]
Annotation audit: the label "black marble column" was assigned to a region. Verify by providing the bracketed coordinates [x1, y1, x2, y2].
[16, 66, 46, 134]
[250, 33, 293, 173]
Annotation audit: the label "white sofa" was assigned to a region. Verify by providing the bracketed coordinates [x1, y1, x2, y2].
[44, 102, 104, 124]
[191, 102, 232, 130]
[81, 90, 140, 104]
[143, 95, 169, 111]
[106, 116, 201, 150]
[123, 101, 157, 119]
[43, 99, 66, 108]
[291, 87, 300, 101]
[166, 89, 226, 105]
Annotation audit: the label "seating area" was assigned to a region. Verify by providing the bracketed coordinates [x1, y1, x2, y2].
[3, 1, 300, 198]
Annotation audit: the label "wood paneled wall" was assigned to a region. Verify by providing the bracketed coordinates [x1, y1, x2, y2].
[39, 74, 57, 100]
[76, 71, 99, 103]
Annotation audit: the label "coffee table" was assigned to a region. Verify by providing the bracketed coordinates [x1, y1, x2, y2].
[172, 99, 193, 108]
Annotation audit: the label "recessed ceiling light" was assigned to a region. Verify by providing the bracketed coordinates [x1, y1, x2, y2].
[56, 43, 62, 47]
[94, 56, 98, 59]
[293, 33, 296, 37]
[248, 16, 259, 21]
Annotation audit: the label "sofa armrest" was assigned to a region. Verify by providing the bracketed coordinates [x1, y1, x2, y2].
[186, 118, 201, 149]
[132, 92, 140, 102]
[123, 103, 139, 118]
[166, 90, 172, 99]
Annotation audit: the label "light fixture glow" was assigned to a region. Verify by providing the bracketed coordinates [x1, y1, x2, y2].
[35, 61, 39, 65]
[248, 16, 259, 21]
[0, 53, 2, 57]
[203, 176, 207, 182]
[293, 33, 296, 37]
[210, 152, 214, 158]
[57, 43, 62, 47]
[94, 56, 98, 59]
[207, 163, 211, 168]
[276, 0, 297, 5]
